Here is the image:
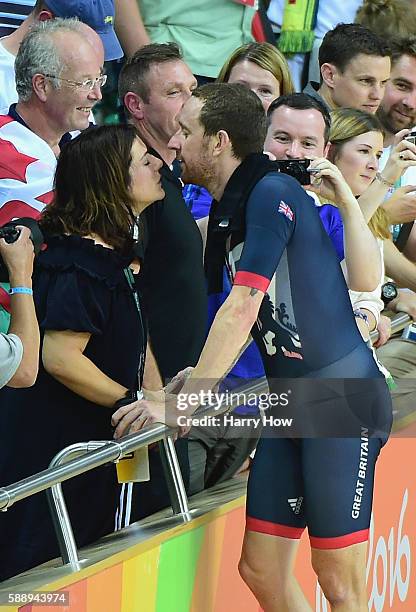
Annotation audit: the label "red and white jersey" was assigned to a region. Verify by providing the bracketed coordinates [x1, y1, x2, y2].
[0, 115, 56, 226]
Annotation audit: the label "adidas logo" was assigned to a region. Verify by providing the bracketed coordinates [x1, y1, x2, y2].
[288, 497, 303, 515]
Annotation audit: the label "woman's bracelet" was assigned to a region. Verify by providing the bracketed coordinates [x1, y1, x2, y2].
[9, 286, 33, 296]
[375, 172, 395, 188]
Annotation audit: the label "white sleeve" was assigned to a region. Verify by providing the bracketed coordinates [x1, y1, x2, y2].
[0, 332, 23, 388]
[342, 240, 385, 325]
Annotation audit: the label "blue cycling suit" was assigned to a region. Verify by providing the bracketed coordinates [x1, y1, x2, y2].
[221, 172, 392, 548]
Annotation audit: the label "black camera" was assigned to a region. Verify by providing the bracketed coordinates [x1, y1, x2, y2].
[0, 217, 44, 283]
[275, 158, 311, 185]
[0, 226, 21, 243]
[404, 131, 416, 145]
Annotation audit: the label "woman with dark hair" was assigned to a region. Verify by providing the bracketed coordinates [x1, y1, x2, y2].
[0, 124, 164, 580]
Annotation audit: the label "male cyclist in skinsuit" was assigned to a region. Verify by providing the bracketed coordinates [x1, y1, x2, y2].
[112, 83, 392, 612]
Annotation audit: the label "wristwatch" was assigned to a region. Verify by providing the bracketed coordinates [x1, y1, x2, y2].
[381, 281, 398, 305]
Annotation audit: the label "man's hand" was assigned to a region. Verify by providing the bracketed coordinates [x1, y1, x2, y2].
[373, 315, 392, 348]
[164, 366, 194, 394]
[111, 393, 188, 439]
[387, 289, 416, 320]
[0, 226, 34, 285]
[381, 185, 416, 224]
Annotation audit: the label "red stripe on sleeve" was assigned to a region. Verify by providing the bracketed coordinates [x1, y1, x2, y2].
[246, 516, 304, 539]
[234, 271, 270, 293]
[309, 528, 369, 550]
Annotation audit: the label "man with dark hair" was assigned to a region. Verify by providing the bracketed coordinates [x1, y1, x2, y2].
[265, 93, 331, 160]
[373, 35, 416, 427]
[113, 83, 392, 610]
[119, 42, 206, 384]
[378, 36, 416, 144]
[118, 43, 207, 516]
[376, 36, 416, 242]
[304, 22, 391, 114]
[119, 42, 182, 106]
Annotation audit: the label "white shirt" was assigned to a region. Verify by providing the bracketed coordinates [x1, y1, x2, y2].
[0, 40, 18, 109]
[0, 332, 22, 388]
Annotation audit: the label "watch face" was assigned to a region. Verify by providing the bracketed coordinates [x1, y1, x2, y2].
[383, 283, 397, 299]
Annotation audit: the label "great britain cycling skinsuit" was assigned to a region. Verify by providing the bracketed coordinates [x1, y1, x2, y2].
[207, 156, 392, 549]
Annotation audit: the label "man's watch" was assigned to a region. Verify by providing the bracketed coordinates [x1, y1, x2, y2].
[381, 281, 398, 305]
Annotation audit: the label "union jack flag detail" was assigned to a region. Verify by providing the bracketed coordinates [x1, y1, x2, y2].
[278, 200, 294, 221]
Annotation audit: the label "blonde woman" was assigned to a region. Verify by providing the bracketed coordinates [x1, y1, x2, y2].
[217, 41, 294, 111]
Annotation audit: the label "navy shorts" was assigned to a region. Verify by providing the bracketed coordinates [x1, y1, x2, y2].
[246, 374, 392, 549]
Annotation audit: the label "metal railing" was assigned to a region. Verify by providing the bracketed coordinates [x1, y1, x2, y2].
[0, 395, 247, 571]
[0, 312, 410, 572]
[0, 423, 191, 570]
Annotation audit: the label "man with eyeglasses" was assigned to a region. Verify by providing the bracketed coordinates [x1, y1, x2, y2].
[0, 18, 105, 326]
[0, 0, 122, 110]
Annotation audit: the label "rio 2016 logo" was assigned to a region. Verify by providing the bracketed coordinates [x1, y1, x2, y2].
[316, 490, 411, 611]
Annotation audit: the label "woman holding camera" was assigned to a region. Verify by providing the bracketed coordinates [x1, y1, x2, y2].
[0, 125, 165, 580]
[309, 107, 416, 344]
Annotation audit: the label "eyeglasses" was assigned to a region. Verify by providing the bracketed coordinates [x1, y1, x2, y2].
[43, 74, 107, 91]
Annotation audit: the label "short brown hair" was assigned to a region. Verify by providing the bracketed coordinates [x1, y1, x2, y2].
[41, 125, 139, 253]
[319, 23, 391, 72]
[193, 83, 267, 160]
[389, 35, 416, 65]
[119, 42, 182, 106]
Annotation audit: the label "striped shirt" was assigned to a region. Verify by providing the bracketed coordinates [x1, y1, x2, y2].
[0, 1, 35, 37]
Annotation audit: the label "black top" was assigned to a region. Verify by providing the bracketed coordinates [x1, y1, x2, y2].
[140, 157, 207, 380]
[0, 235, 146, 580]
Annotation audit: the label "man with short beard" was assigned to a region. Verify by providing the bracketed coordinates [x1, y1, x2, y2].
[113, 84, 392, 611]
[377, 36, 416, 249]
[375, 36, 416, 429]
